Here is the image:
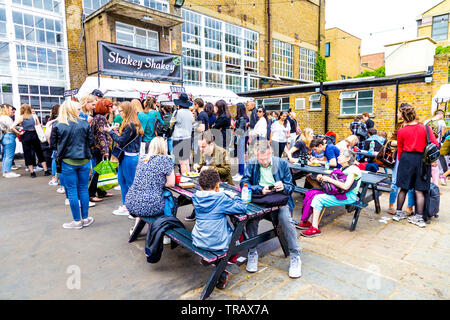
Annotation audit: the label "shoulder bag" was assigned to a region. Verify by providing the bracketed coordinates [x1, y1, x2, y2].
[251, 191, 289, 208]
[33, 115, 47, 143]
[374, 140, 397, 169]
[423, 125, 440, 165]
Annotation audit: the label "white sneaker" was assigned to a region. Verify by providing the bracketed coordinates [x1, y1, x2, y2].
[65, 199, 70, 206]
[82, 217, 94, 227]
[246, 250, 258, 273]
[48, 178, 58, 186]
[62, 220, 83, 230]
[113, 185, 121, 191]
[163, 236, 171, 245]
[34, 166, 43, 172]
[56, 187, 65, 194]
[11, 165, 21, 170]
[113, 206, 129, 216]
[128, 214, 136, 220]
[289, 254, 302, 278]
[4, 172, 21, 178]
[25, 168, 29, 172]
[88, 201, 95, 208]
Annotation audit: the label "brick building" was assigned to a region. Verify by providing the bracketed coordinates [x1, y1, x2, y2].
[361, 52, 385, 71]
[324, 27, 361, 81]
[238, 54, 450, 140]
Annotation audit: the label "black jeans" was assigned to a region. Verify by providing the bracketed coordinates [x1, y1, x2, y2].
[22, 131, 45, 167]
[88, 149, 107, 198]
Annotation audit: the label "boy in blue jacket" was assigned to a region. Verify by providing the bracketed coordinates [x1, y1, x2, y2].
[192, 169, 247, 288]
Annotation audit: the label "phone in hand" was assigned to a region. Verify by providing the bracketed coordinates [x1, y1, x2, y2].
[267, 185, 275, 191]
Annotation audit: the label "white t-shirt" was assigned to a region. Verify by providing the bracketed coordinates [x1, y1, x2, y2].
[0, 115, 13, 132]
[270, 121, 291, 143]
[252, 117, 267, 139]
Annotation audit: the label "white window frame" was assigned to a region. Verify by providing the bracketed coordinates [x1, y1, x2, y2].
[115, 21, 159, 52]
[309, 94, 321, 111]
[295, 98, 305, 110]
[340, 90, 373, 116]
[432, 14, 449, 41]
[83, 0, 169, 16]
[299, 47, 316, 81]
[272, 39, 293, 78]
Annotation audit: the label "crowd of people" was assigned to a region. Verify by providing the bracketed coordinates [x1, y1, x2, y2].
[0, 90, 447, 287]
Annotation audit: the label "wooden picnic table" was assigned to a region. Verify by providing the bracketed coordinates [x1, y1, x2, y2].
[132, 178, 290, 300]
[289, 163, 390, 231]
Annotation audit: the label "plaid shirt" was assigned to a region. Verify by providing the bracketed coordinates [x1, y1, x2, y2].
[349, 120, 366, 136]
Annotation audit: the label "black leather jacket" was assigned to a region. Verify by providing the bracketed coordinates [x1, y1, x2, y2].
[50, 120, 94, 159]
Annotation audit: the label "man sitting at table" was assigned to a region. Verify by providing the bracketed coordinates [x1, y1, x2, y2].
[193, 130, 233, 185]
[192, 169, 247, 289]
[306, 137, 341, 187]
[240, 139, 302, 278]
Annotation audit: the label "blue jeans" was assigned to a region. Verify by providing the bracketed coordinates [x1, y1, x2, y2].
[167, 137, 174, 165]
[237, 137, 245, 175]
[1, 133, 16, 173]
[246, 205, 300, 256]
[61, 161, 90, 221]
[118, 155, 139, 204]
[390, 156, 415, 206]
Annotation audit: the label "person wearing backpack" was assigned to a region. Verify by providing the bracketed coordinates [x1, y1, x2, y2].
[393, 104, 439, 228]
[424, 109, 447, 185]
[349, 115, 368, 146]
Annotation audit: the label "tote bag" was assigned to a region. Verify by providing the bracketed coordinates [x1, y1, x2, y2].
[33, 115, 47, 143]
[94, 160, 119, 191]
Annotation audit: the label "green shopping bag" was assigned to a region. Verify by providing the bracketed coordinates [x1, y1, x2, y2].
[94, 160, 119, 191]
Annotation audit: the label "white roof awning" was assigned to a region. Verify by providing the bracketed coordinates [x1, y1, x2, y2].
[432, 84, 450, 112]
[75, 76, 252, 105]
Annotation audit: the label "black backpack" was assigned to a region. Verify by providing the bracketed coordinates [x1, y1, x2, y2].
[423, 125, 440, 165]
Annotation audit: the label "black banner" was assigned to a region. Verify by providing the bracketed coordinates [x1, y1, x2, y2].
[98, 41, 182, 82]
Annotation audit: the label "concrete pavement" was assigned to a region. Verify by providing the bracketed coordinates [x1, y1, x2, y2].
[0, 160, 449, 300]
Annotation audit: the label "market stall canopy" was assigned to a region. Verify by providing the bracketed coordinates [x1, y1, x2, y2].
[75, 77, 252, 105]
[432, 84, 450, 113]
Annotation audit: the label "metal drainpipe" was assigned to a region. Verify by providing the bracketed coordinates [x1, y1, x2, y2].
[319, 81, 329, 133]
[317, 0, 321, 50]
[395, 79, 400, 126]
[267, 0, 271, 77]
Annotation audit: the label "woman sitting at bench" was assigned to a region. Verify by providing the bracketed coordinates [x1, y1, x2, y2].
[300, 149, 362, 237]
[126, 137, 175, 242]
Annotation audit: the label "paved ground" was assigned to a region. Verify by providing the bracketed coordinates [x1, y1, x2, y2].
[1, 159, 449, 300]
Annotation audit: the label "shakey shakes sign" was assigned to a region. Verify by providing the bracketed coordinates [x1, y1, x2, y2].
[98, 41, 182, 82]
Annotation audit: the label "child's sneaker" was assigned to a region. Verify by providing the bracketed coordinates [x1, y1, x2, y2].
[225, 262, 241, 274]
[295, 221, 312, 230]
[215, 271, 229, 290]
[300, 226, 322, 237]
[408, 215, 426, 228]
[392, 210, 407, 221]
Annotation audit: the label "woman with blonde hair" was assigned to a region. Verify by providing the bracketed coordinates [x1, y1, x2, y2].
[131, 99, 144, 113]
[12, 104, 50, 177]
[50, 100, 95, 230]
[335, 135, 359, 152]
[106, 101, 144, 216]
[0, 104, 21, 178]
[287, 127, 314, 163]
[79, 94, 97, 123]
[125, 137, 175, 239]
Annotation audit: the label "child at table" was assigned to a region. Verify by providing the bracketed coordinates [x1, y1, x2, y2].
[299, 148, 362, 237]
[192, 169, 247, 288]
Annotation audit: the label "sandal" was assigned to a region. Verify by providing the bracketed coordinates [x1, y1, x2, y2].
[89, 197, 104, 202]
[101, 193, 114, 198]
[387, 207, 395, 215]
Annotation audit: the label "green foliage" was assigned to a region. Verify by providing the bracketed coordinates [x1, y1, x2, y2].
[354, 66, 385, 78]
[314, 52, 327, 82]
[436, 45, 450, 55]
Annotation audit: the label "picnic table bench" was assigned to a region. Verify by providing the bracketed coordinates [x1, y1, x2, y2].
[129, 180, 289, 300]
[290, 163, 390, 231]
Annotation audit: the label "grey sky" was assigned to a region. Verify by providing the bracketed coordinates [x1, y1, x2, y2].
[325, 0, 443, 55]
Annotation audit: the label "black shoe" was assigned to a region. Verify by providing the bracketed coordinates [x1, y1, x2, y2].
[215, 271, 229, 290]
[30, 172, 37, 178]
[184, 211, 196, 221]
[44, 170, 51, 176]
[225, 262, 241, 275]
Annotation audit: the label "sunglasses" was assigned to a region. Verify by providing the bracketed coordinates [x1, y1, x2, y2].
[257, 110, 264, 113]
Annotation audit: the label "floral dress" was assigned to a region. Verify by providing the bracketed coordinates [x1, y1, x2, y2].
[125, 154, 173, 217]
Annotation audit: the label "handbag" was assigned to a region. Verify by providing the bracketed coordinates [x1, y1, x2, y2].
[111, 129, 138, 163]
[356, 122, 368, 138]
[33, 115, 47, 143]
[423, 125, 440, 165]
[251, 191, 289, 208]
[374, 140, 396, 169]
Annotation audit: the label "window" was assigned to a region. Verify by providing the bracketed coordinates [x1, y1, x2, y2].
[0, 42, 10, 74]
[116, 22, 159, 51]
[12, 11, 63, 47]
[340, 90, 373, 115]
[432, 14, 449, 41]
[256, 96, 289, 111]
[83, 0, 169, 15]
[13, 0, 61, 14]
[0, 81, 13, 105]
[341, 75, 346, 80]
[0, 6, 6, 38]
[181, 8, 259, 92]
[299, 48, 316, 81]
[325, 42, 330, 57]
[16, 44, 65, 80]
[309, 94, 321, 110]
[272, 40, 293, 78]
